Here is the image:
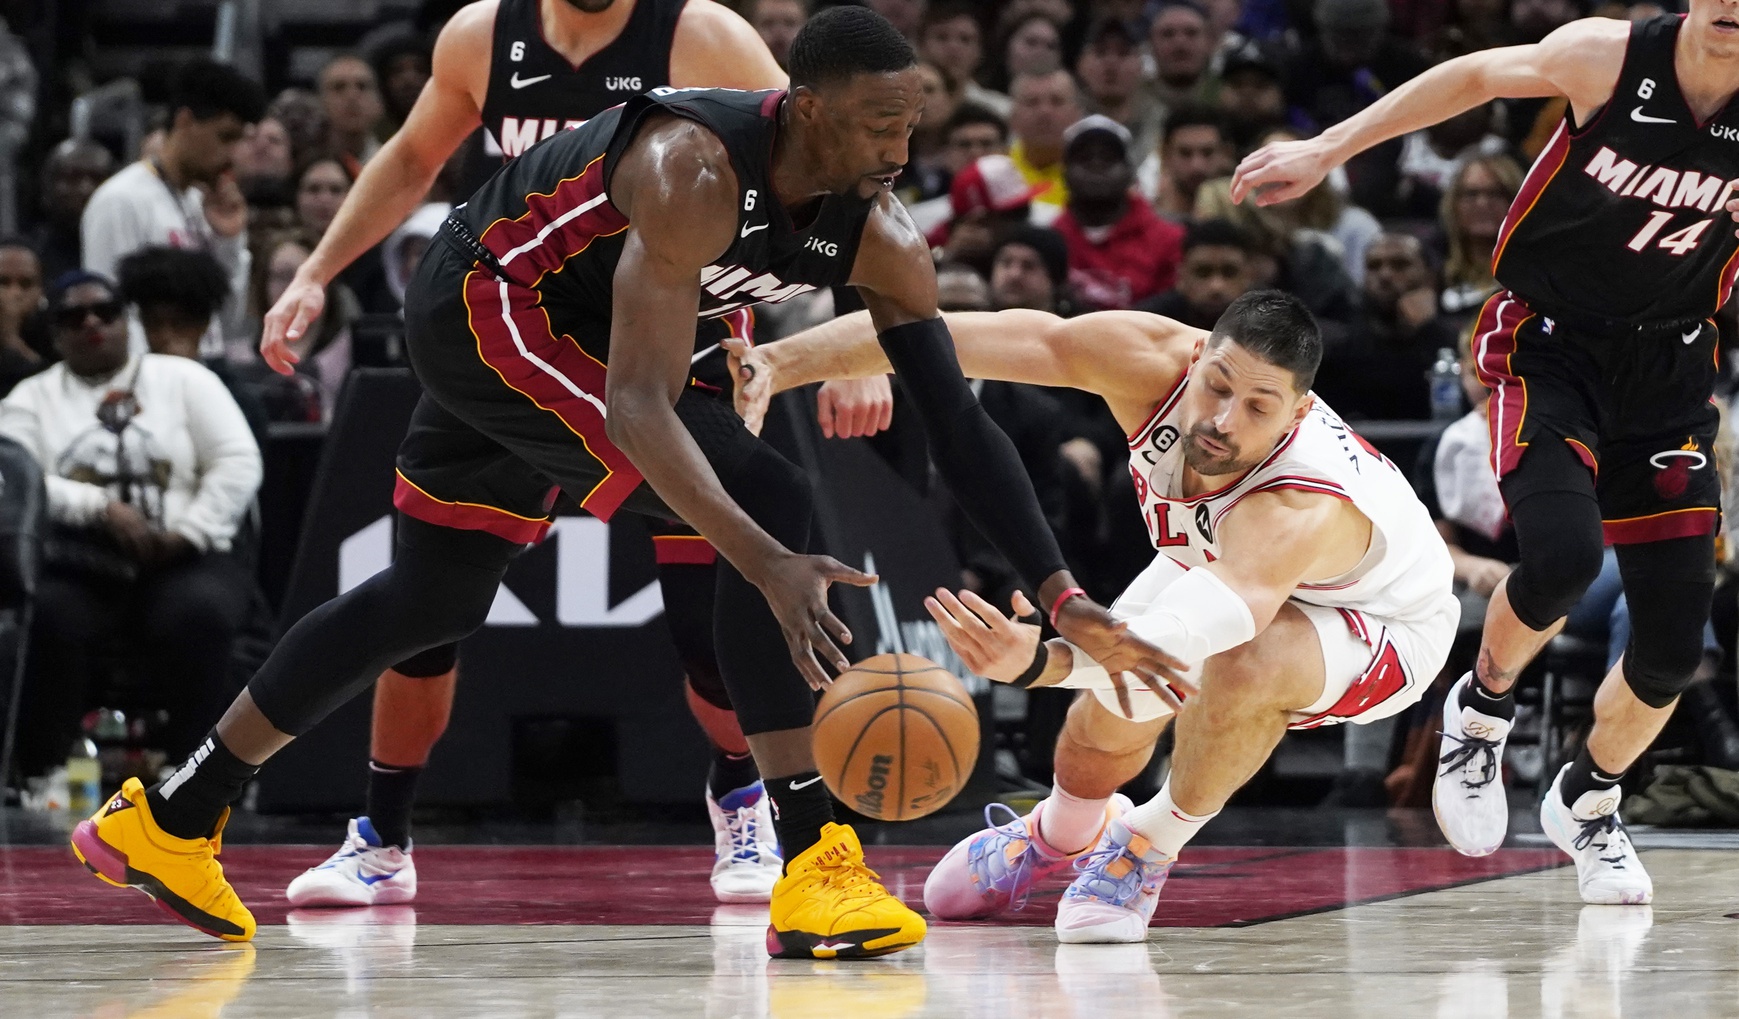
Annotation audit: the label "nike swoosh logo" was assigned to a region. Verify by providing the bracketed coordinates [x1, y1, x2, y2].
[740, 221, 768, 238]
[510, 72, 552, 89]
[1684, 327, 1701, 344]
[1631, 106, 1677, 124]
[358, 871, 397, 885]
[788, 775, 824, 791]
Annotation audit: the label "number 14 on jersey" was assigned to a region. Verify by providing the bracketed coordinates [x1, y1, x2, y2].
[1627, 212, 1713, 255]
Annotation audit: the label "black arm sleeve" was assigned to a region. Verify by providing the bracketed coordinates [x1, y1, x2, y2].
[878, 317, 1069, 589]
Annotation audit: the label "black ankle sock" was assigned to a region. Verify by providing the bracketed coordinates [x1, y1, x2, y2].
[1460, 672, 1517, 722]
[146, 732, 260, 840]
[707, 750, 761, 801]
[365, 760, 424, 848]
[1560, 745, 1625, 809]
[765, 771, 834, 869]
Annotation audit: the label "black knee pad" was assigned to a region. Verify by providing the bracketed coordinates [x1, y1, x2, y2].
[655, 557, 730, 708]
[392, 642, 459, 678]
[1501, 489, 1606, 632]
[1617, 534, 1717, 709]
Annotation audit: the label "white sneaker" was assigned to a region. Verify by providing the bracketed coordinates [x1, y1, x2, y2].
[1432, 673, 1513, 857]
[1540, 764, 1653, 905]
[706, 781, 782, 904]
[285, 817, 417, 908]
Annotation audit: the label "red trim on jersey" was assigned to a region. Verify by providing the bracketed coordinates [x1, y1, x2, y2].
[1603, 506, 1719, 545]
[392, 471, 553, 544]
[462, 268, 645, 521]
[1336, 607, 1372, 647]
[1470, 293, 1535, 482]
[653, 534, 719, 565]
[1564, 438, 1598, 475]
[478, 154, 630, 287]
[1292, 637, 1409, 730]
[1160, 427, 1303, 508]
[1715, 244, 1739, 310]
[760, 90, 786, 116]
[1492, 122, 1570, 274]
[1127, 371, 1189, 449]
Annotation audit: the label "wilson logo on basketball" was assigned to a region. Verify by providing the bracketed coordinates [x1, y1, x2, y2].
[855, 754, 895, 815]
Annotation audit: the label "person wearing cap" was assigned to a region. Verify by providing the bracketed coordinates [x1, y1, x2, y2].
[1076, 16, 1165, 166]
[0, 269, 261, 782]
[1218, 39, 1301, 149]
[1008, 69, 1084, 220]
[927, 153, 1051, 275]
[1052, 115, 1185, 312]
[1286, 0, 1428, 210]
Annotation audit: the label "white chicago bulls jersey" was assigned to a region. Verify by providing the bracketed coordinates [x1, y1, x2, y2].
[1125, 376, 1453, 623]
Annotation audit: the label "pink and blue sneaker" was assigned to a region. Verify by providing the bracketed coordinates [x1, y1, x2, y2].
[923, 794, 1130, 920]
[1054, 819, 1175, 944]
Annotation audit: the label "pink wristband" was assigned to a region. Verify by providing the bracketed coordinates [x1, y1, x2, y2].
[1048, 586, 1087, 629]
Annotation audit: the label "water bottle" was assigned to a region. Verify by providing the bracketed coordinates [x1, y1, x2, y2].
[1428, 347, 1463, 422]
[66, 737, 101, 815]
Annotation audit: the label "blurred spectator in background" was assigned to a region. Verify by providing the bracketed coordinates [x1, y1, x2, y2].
[1289, 0, 1428, 214]
[382, 202, 450, 307]
[29, 139, 114, 283]
[82, 59, 265, 359]
[1313, 232, 1457, 420]
[867, 0, 926, 42]
[1208, 126, 1381, 284]
[1431, 0, 1516, 59]
[1437, 153, 1520, 324]
[0, 11, 35, 217]
[990, 225, 1071, 314]
[0, 239, 44, 395]
[930, 153, 1048, 274]
[317, 54, 385, 173]
[997, 12, 1067, 91]
[266, 89, 330, 169]
[249, 235, 358, 421]
[1137, 217, 1255, 328]
[1, 271, 261, 781]
[746, 0, 808, 69]
[1147, 2, 1219, 113]
[1077, 16, 1165, 164]
[1196, 164, 1358, 323]
[370, 36, 433, 139]
[906, 62, 963, 199]
[1140, 103, 1234, 220]
[232, 116, 295, 215]
[1217, 38, 1294, 150]
[935, 259, 992, 312]
[295, 153, 353, 241]
[1053, 115, 1185, 311]
[1393, 100, 1510, 221]
[1427, 329, 1513, 601]
[1008, 69, 1082, 220]
[117, 247, 270, 448]
[907, 104, 1010, 235]
[921, 3, 1006, 116]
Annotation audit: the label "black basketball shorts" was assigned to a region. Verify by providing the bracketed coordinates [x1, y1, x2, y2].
[393, 235, 749, 547]
[1471, 290, 1721, 544]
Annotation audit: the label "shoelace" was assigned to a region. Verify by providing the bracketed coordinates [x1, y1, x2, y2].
[723, 807, 766, 863]
[1069, 839, 1163, 907]
[813, 854, 891, 906]
[1438, 731, 1502, 789]
[975, 803, 1045, 911]
[1571, 812, 1633, 866]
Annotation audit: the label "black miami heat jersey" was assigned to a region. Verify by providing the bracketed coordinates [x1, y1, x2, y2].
[1493, 15, 1739, 323]
[478, 0, 685, 162]
[454, 87, 871, 358]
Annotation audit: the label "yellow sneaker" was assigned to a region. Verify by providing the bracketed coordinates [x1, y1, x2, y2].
[69, 777, 256, 942]
[765, 822, 927, 959]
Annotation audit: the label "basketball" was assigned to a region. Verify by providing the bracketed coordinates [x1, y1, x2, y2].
[811, 653, 980, 821]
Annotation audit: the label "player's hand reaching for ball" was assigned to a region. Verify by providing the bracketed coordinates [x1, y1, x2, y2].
[260, 273, 328, 375]
[749, 550, 879, 691]
[924, 588, 1044, 683]
[1230, 135, 1338, 207]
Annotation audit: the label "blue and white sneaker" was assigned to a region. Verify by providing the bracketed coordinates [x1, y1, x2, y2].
[707, 782, 782, 904]
[1054, 819, 1175, 944]
[285, 817, 416, 908]
[924, 794, 1132, 920]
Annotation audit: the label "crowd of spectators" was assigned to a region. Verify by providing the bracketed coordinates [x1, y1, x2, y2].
[0, 0, 1736, 804]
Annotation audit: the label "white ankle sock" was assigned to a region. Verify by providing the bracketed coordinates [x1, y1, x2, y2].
[1035, 782, 1111, 856]
[1122, 780, 1218, 858]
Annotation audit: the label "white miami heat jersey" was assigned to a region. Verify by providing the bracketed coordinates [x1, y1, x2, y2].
[1125, 376, 1453, 623]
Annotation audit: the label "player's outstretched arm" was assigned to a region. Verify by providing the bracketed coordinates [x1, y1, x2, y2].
[606, 118, 875, 690]
[844, 196, 1187, 693]
[1231, 17, 1627, 207]
[260, 2, 490, 371]
[727, 308, 1199, 433]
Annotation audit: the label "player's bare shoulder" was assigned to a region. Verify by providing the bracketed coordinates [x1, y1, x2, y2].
[1534, 16, 1633, 113]
[433, 0, 500, 105]
[672, 0, 788, 89]
[611, 114, 739, 258]
[1070, 310, 1201, 408]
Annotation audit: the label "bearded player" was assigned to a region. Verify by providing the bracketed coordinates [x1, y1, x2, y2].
[263, 0, 892, 909]
[1233, 6, 1739, 904]
[727, 293, 1460, 943]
